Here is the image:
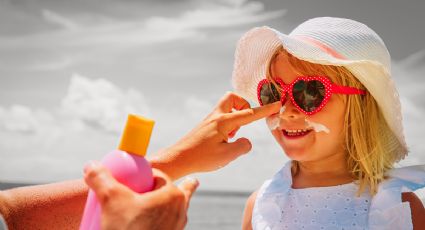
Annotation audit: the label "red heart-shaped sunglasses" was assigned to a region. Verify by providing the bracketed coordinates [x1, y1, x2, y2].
[257, 76, 366, 115]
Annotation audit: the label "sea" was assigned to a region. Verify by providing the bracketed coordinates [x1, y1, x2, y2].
[187, 190, 248, 229]
[0, 182, 249, 230]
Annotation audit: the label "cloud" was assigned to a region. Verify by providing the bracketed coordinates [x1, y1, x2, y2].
[27, 56, 76, 71]
[398, 49, 425, 69]
[61, 73, 151, 133]
[1, 0, 286, 48]
[0, 0, 286, 76]
[0, 105, 39, 133]
[184, 96, 214, 120]
[0, 105, 71, 153]
[145, 1, 286, 33]
[42, 9, 78, 30]
[0, 74, 151, 135]
[0, 73, 154, 182]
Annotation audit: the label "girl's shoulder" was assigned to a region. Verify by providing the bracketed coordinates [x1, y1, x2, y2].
[242, 191, 258, 230]
[369, 165, 425, 229]
[372, 164, 425, 213]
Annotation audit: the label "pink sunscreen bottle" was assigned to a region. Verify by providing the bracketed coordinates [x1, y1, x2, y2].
[79, 114, 155, 230]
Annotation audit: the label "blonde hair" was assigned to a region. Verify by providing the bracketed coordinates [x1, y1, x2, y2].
[266, 47, 407, 196]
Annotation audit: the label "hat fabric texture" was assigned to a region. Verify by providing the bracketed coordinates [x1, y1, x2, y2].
[231, 17, 407, 160]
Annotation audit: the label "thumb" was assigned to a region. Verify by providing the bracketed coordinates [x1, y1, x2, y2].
[225, 137, 252, 158]
[83, 161, 123, 203]
[178, 177, 199, 208]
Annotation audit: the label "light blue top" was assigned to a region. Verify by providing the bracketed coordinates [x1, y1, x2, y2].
[252, 161, 425, 230]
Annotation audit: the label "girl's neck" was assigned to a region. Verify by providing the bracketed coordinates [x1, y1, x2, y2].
[291, 153, 354, 189]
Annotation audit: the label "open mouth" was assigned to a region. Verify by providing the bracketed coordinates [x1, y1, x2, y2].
[282, 128, 313, 138]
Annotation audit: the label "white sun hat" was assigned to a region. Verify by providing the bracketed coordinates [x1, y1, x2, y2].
[231, 17, 407, 160]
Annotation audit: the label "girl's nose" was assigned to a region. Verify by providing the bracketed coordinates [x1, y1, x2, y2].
[280, 93, 302, 120]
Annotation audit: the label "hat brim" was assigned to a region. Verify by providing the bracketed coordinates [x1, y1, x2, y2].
[232, 26, 390, 103]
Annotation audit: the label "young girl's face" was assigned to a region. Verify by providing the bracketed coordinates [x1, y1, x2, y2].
[266, 52, 347, 162]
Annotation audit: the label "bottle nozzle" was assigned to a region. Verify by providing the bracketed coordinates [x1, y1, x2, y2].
[119, 114, 155, 156]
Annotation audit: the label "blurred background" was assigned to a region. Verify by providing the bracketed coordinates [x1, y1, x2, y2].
[1, 0, 424, 229]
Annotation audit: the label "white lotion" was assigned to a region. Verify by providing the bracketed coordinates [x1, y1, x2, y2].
[267, 106, 286, 130]
[266, 114, 280, 130]
[279, 105, 286, 115]
[305, 118, 330, 133]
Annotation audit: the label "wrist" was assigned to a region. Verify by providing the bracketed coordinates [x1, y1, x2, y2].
[148, 146, 192, 181]
[0, 191, 14, 229]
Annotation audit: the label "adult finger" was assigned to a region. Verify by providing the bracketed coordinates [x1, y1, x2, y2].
[83, 161, 128, 203]
[228, 127, 239, 139]
[224, 101, 281, 129]
[217, 92, 251, 113]
[178, 177, 199, 208]
[224, 137, 252, 159]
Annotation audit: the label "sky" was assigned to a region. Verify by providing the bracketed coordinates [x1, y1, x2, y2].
[0, 0, 424, 192]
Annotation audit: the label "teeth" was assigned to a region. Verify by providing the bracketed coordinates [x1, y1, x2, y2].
[285, 128, 312, 136]
[286, 129, 310, 133]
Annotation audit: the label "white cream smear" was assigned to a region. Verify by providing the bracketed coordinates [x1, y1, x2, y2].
[280, 105, 286, 115]
[266, 114, 280, 130]
[266, 106, 330, 134]
[305, 118, 330, 133]
[266, 106, 286, 131]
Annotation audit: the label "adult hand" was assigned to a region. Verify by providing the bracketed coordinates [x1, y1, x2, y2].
[84, 161, 199, 230]
[149, 92, 281, 180]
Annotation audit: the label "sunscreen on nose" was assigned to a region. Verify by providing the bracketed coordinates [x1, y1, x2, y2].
[80, 114, 155, 230]
[280, 105, 286, 114]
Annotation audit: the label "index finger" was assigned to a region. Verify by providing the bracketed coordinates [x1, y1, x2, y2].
[217, 92, 251, 113]
[224, 101, 281, 128]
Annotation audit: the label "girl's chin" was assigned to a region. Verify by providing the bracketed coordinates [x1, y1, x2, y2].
[274, 130, 313, 155]
[282, 148, 310, 161]
[278, 137, 312, 160]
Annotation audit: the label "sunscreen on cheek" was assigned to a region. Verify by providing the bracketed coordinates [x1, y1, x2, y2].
[266, 114, 280, 130]
[305, 118, 330, 133]
[266, 106, 285, 130]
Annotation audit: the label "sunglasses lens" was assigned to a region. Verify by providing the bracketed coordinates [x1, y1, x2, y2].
[260, 82, 281, 105]
[293, 80, 325, 112]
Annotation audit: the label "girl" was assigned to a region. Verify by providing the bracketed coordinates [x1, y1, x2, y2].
[232, 17, 425, 229]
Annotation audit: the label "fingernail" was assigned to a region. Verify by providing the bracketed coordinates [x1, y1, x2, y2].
[83, 161, 93, 174]
[184, 177, 199, 187]
[83, 161, 101, 174]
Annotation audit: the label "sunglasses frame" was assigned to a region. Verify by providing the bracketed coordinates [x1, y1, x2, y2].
[257, 76, 366, 115]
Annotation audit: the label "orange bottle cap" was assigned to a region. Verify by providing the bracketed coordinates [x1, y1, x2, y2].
[118, 114, 154, 156]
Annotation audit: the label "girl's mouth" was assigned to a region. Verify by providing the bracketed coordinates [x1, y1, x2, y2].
[282, 129, 313, 139]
